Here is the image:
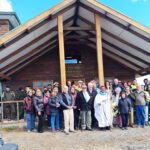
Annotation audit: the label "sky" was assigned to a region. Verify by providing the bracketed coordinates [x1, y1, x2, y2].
[0, 0, 150, 83]
[0, 0, 150, 27]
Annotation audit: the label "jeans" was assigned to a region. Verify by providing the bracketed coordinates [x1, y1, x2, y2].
[26, 113, 35, 131]
[51, 111, 60, 131]
[135, 106, 146, 126]
[121, 113, 129, 128]
[47, 115, 51, 127]
[37, 112, 44, 132]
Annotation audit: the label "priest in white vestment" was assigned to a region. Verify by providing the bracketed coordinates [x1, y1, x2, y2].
[94, 86, 111, 129]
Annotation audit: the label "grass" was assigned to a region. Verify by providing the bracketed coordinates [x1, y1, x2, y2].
[0, 126, 18, 132]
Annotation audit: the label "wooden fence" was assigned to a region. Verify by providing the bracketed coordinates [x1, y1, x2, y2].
[0, 100, 25, 124]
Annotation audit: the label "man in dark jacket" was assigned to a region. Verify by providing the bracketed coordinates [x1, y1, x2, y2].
[87, 82, 97, 128]
[112, 78, 125, 95]
[2, 86, 16, 120]
[125, 86, 135, 127]
[144, 78, 148, 91]
[77, 85, 93, 131]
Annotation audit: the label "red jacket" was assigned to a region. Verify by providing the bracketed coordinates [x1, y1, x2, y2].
[23, 96, 34, 114]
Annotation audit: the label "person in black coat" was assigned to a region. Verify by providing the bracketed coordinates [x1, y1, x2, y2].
[87, 82, 97, 128]
[76, 85, 93, 131]
[33, 89, 44, 133]
[118, 92, 131, 130]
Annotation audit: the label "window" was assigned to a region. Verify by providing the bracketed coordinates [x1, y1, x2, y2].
[65, 56, 82, 64]
[33, 80, 53, 91]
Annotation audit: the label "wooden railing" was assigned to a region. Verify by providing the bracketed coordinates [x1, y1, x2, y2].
[0, 100, 24, 123]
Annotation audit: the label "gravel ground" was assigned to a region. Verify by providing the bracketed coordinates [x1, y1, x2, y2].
[1, 126, 150, 150]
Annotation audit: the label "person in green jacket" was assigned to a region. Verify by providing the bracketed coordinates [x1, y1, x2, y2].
[2, 86, 16, 120]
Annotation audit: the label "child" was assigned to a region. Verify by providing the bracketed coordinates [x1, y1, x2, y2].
[23, 89, 36, 132]
[118, 92, 131, 130]
[48, 90, 61, 133]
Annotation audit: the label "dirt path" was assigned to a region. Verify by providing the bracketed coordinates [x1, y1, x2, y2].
[1, 126, 150, 150]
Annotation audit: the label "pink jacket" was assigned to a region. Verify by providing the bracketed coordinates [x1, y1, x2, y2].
[43, 95, 50, 115]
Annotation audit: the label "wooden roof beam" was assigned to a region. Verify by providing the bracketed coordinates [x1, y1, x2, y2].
[0, 73, 11, 80]
[79, 2, 150, 42]
[78, 16, 95, 27]
[78, 38, 138, 72]
[0, 16, 74, 63]
[65, 35, 95, 39]
[0, 2, 76, 51]
[65, 41, 86, 45]
[102, 39, 150, 66]
[82, 37, 144, 70]
[84, 30, 150, 66]
[78, 16, 150, 56]
[103, 47, 143, 70]
[0, 38, 58, 72]
[136, 66, 150, 74]
[103, 52, 137, 72]
[73, 0, 80, 26]
[7, 45, 57, 77]
[87, 39, 145, 70]
[53, 26, 95, 31]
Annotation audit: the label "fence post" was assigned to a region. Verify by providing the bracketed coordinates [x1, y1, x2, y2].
[17, 102, 19, 121]
[1, 103, 3, 122]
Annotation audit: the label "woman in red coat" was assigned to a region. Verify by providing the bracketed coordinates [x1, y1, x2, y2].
[23, 89, 36, 132]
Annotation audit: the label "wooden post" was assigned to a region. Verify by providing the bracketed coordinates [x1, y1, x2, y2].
[1, 103, 3, 122]
[95, 14, 104, 86]
[58, 15, 66, 91]
[17, 102, 19, 121]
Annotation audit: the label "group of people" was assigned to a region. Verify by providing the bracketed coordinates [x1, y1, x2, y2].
[1, 78, 150, 134]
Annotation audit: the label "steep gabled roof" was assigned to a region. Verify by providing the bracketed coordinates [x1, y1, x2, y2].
[0, 0, 150, 80]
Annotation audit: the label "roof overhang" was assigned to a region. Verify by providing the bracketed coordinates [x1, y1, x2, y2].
[0, 12, 21, 29]
[0, 0, 150, 80]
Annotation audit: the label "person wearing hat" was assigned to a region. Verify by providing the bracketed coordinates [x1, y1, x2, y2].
[76, 84, 93, 131]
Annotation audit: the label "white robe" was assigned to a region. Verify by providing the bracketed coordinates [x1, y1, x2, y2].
[94, 92, 111, 127]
